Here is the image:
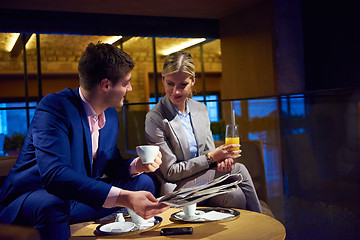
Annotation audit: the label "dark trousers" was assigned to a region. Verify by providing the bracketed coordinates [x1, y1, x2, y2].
[13, 174, 155, 240]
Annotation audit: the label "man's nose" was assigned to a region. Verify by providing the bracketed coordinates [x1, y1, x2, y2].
[127, 83, 132, 91]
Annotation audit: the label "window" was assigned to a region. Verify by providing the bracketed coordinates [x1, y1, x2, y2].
[0, 101, 37, 156]
[149, 94, 219, 122]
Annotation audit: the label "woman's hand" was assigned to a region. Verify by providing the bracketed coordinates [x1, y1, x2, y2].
[208, 144, 241, 163]
[217, 158, 234, 172]
[136, 151, 162, 173]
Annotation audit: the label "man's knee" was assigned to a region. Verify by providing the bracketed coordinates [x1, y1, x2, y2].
[21, 190, 70, 225]
[134, 174, 156, 195]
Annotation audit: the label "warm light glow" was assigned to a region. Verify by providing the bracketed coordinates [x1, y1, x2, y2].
[7, 33, 35, 51]
[25, 34, 36, 49]
[105, 36, 122, 44]
[5, 33, 20, 52]
[161, 38, 206, 55]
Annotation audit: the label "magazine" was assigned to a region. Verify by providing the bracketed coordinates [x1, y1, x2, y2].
[159, 173, 243, 208]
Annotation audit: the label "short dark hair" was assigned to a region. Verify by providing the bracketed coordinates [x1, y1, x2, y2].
[78, 42, 135, 90]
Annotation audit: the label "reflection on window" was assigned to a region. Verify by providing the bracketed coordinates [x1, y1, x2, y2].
[233, 96, 306, 197]
[0, 102, 37, 156]
[248, 98, 277, 119]
[281, 94, 306, 134]
[149, 95, 219, 122]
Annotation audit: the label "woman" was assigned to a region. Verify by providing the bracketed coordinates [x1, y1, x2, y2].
[145, 51, 262, 212]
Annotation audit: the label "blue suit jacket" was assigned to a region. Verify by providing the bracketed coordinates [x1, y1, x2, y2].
[0, 88, 132, 223]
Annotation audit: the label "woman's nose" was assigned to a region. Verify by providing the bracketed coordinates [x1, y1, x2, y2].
[173, 86, 181, 93]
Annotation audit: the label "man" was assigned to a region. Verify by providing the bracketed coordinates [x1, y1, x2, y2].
[0, 42, 169, 239]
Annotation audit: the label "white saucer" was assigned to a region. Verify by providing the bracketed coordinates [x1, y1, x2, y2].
[99, 222, 136, 233]
[175, 210, 205, 220]
[170, 207, 240, 223]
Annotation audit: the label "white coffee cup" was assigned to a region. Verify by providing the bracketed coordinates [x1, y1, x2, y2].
[136, 145, 159, 164]
[183, 203, 197, 218]
[126, 208, 147, 225]
[115, 212, 125, 223]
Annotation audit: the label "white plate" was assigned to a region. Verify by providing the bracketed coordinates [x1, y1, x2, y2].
[170, 207, 240, 223]
[96, 216, 163, 236]
[99, 222, 136, 233]
[174, 210, 205, 221]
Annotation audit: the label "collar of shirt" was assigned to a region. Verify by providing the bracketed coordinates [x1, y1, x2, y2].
[79, 88, 106, 130]
[173, 99, 190, 118]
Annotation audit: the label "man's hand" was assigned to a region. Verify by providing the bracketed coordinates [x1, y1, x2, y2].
[136, 151, 162, 173]
[115, 190, 169, 219]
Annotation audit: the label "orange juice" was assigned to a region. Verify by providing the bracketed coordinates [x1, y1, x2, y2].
[225, 137, 240, 151]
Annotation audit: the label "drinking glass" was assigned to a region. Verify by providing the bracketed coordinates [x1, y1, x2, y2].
[225, 124, 240, 151]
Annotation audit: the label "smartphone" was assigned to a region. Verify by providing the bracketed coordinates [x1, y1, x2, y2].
[160, 227, 193, 236]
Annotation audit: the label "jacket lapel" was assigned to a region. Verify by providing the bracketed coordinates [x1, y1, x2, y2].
[188, 99, 202, 154]
[72, 88, 93, 175]
[162, 96, 190, 160]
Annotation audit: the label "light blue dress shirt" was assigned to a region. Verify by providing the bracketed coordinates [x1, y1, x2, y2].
[173, 101, 198, 159]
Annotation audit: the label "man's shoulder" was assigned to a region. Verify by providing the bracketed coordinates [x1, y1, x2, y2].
[41, 88, 75, 103]
[38, 88, 79, 113]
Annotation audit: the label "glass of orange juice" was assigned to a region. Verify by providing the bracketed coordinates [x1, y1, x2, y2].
[225, 124, 240, 151]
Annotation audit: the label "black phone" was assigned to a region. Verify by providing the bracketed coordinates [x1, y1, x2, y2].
[160, 227, 193, 236]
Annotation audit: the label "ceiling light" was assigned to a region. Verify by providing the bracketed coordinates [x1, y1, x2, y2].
[25, 34, 36, 49]
[105, 36, 122, 44]
[5, 33, 20, 52]
[161, 38, 206, 56]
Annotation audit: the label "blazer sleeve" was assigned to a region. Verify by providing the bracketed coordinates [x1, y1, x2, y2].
[145, 107, 212, 182]
[32, 95, 111, 208]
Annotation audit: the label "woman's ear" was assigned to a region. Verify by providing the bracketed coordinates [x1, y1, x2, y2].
[191, 77, 196, 86]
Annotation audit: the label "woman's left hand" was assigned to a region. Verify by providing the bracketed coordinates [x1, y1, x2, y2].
[217, 158, 234, 172]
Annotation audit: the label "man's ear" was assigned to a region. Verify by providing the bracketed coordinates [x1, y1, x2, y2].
[100, 78, 110, 91]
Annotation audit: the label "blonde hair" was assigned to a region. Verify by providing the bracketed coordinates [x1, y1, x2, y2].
[162, 51, 195, 79]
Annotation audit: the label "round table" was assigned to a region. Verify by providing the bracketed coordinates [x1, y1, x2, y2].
[71, 208, 286, 240]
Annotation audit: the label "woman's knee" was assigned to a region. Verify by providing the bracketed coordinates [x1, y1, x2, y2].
[208, 189, 246, 209]
[225, 190, 247, 209]
[233, 162, 248, 173]
[233, 163, 252, 180]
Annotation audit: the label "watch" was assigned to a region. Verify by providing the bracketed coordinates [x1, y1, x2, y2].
[205, 153, 213, 165]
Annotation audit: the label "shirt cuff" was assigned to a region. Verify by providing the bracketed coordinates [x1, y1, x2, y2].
[130, 157, 143, 176]
[103, 186, 121, 208]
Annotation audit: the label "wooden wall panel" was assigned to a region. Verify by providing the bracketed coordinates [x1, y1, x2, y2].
[220, 0, 277, 100]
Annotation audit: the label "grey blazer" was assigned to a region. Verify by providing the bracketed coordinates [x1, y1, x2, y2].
[145, 96, 215, 187]
[145, 96, 263, 213]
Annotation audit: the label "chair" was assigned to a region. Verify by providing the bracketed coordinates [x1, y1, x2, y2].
[0, 155, 17, 187]
[235, 139, 274, 217]
[0, 133, 5, 156]
[0, 224, 40, 240]
[282, 132, 360, 215]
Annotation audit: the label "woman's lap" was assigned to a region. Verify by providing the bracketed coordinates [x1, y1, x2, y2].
[162, 163, 261, 211]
